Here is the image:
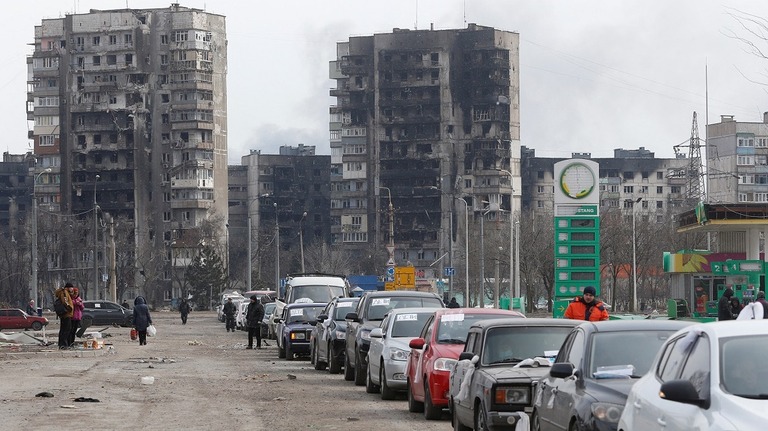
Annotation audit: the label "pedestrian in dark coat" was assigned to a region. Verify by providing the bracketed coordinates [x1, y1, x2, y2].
[132, 296, 153, 346]
[246, 295, 265, 349]
[223, 298, 237, 332]
[447, 297, 460, 308]
[718, 288, 734, 321]
[756, 291, 768, 319]
[54, 283, 74, 349]
[179, 298, 191, 325]
[730, 296, 743, 319]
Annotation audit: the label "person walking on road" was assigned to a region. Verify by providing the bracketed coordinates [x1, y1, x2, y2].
[223, 298, 237, 332]
[68, 287, 84, 346]
[246, 295, 265, 349]
[564, 286, 609, 321]
[54, 282, 74, 349]
[718, 287, 735, 321]
[179, 298, 191, 325]
[133, 296, 153, 346]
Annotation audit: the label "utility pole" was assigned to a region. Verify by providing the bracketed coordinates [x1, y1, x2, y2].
[31, 167, 51, 311]
[274, 202, 280, 294]
[108, 214, 117, 302]
[93, 174, 100, 300]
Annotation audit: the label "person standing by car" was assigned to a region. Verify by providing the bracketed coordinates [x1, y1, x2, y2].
[132, 296, 152, 346]
[447, 297, 460, 308]
[718, 287, 735, 320]
[245, 295, 265, 349]
[26, 300, 36, 316]
[68, 287, 84, 346]
[730, 296, 743, 319]
[756, 291, 768, 318]
[223, 297, 237, 332]
[179, 298, 191, 325]
[54, 282, 74, 349]
[564, 286, 609, 321]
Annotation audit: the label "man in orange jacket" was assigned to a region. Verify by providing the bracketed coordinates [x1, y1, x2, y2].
[564, 286, 609, 321]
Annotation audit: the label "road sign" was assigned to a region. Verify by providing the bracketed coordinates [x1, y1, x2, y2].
[444, 267, 455, 277]
[279, 278, 286, 288]
[394, 266, 415, 289]
[386, 267, 395, 277]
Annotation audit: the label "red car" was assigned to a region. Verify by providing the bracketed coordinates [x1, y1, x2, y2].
[406, 307, 524, 420]
[0, 308, 49, 331]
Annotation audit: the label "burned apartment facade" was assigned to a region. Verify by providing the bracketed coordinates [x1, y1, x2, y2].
[29, 5, 227, 303]
[329, 24, 521, 278]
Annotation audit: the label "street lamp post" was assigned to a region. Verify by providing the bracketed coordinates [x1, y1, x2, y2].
[247, 216, 252, 291]
[274, 202, 280, 294]
[455, 197, 469, 306]
[497, 169, 517, 306]
[299, 211, 307, 273]
[626, 197, 642, 312]
[31, 168, 52, 311]
[379, 187, 395, 270]
[93, 174, 100, 300]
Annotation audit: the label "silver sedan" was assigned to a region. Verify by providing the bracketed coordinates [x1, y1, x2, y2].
[366, 307, 436, 400]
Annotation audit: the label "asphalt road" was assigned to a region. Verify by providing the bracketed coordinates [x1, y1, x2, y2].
[0, 311, 452, 430]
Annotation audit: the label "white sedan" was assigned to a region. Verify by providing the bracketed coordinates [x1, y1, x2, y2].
[619, 319, 768, 431]
[366, 307, 435, 400]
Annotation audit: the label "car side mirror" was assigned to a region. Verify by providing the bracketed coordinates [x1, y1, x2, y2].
[550, 362, 576, 379]
[345, 312, 360, 323]
[659, 380, 709, 408]
[370, 328, 383, 338]
[317, 314, 328, 323]
[309, 320, 317, 326]
[458, 352, 474, 361]
[409, 338, 425, 349]
[275, 318, 283, 323]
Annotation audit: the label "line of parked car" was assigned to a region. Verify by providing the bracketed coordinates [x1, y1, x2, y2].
[265, 277, 768, 431]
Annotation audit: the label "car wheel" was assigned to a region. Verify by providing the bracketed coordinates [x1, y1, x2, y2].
[531, 409, 541, 431]
[568, 420, 579, 431]
[353, 350, 366, 386]
[452, 398, 471, 431]
[328, 343, 342, 374]
[407, 379, 424, 413]
[343, 351, 355, 381]
[380, 363, 396, 400]
[310, 341, 316, 365]
[366, 364, 380, 394]
[424, 381, 442, 420]
[278, 339, 286, 359]
[313, 342, 326, 371]
[31, 321, 43, 331]
[474, 401, 490, 431]
[286, 344, 294, 361]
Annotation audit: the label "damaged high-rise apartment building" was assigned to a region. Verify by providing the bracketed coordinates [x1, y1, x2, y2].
[28, 4, 227, 303]
[329, 24, 520, 284]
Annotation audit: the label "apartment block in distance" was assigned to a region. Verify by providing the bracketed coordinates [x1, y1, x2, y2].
[28, 4, 227, 303]
[707, 114, 768, 204]
[521, 147, 691, 222]
[239, 148, 331, 287]
[329, 24, 521, 281]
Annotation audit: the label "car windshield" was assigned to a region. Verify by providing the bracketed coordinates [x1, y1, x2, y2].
[437, 313, 518, 344]
[290, 285, 345, 303]
[368, 297, 443, 321]
[334, 300, 358, 320]
[590, 330, 676, 379]
[287, 305, 324, 324]
[482, 326, 573, 365]
[721, 335, 768, 398]
[390, 312, 432, 337]
[264, 303, 276, 316]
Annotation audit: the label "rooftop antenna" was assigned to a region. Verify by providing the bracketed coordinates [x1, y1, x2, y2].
[464, 0, 467, 26]
[415, 0, 418, 30]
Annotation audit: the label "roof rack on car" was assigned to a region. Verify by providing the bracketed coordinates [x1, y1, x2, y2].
[286, 272, 347, 279]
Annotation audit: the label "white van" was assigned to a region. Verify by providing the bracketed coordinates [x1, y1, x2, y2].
[271, 273, 349, 337]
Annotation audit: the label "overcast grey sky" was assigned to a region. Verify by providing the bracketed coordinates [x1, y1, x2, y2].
[6, 1, 768, 163]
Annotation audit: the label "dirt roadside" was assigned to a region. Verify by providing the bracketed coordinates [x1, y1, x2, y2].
[0, 311, 452, 431]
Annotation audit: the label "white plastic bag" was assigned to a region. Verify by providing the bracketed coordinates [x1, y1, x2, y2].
[147, 324, 157, 337]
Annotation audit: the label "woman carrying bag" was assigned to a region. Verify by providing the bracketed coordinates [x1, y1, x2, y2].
[132, 296, 153, 346]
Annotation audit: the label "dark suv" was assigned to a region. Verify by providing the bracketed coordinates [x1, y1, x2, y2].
[344, 290, 444, 386]
[82, 300, 133, 327]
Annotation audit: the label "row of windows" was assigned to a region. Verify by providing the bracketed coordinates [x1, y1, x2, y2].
[737, 137, 768, 147]
[738, 193, 768, 202]
[343, 232, 368, 242]
[737, 155, 768, 166]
